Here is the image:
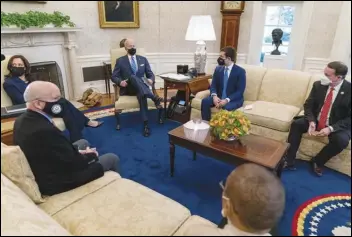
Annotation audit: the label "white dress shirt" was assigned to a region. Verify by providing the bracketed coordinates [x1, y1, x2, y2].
[211, 63, 234, 103]
[317, 80, 343, 131]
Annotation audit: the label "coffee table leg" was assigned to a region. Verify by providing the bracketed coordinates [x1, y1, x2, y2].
[170, 141, 175, 177]
[275, 158, 285, 178]
[193, 151, 196, 161]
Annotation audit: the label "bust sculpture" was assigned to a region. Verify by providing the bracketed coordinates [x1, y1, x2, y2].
[271, 28, 283, 55]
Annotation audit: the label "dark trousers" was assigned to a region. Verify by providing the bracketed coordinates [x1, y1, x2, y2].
[55, 98, 90, 143]
[128, 75, 156, 122]
[201, 96, 242, 121]
[286, 117, 350, 166]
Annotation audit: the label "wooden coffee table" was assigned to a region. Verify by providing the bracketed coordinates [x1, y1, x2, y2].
[168, 125, 290, 178]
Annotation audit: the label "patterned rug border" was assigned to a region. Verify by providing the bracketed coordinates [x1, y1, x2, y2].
[83, 106, 158, 119]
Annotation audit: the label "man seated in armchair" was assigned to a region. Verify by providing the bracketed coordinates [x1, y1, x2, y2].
[201, 47, 246, 121]
[111, 38, 163, 137]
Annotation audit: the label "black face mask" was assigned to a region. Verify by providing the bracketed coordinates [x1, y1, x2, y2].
[10, 66, 25, 77]
[127, 48, 136, 56]
[217, 57, 225, 66]
[43, 98, 65, 117]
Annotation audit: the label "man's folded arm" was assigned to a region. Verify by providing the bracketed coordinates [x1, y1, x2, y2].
[304, 82, 318, 122]
[33, 130, 98, 169]
[227, 70, 246, 102]
[144, 58, 155, 82]
[111, 58, 123, 85]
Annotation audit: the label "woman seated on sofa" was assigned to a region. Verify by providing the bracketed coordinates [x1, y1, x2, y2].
[182, 163, 285, 236]
[3, 55, 103, 142]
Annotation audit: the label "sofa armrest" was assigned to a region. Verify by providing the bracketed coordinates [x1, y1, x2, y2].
[113, 84, 120, 102]
[195, 90, 210, 99]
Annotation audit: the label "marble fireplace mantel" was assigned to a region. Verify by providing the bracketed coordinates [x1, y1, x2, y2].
[1, 27, 82, 100]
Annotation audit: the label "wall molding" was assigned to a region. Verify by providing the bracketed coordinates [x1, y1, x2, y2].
[303, 57, 330, 74]
[76, 53, 247, 95]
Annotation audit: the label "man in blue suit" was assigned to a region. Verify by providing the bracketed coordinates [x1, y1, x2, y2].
[111, 38, 163, 137]
[201, 47, 246, 121]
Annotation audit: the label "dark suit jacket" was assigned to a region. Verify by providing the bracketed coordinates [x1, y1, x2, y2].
[3, 76, 28, 105]
[111, 55, 154, 96]
[304, 80, 351, 136]
[14, 110, 104, 196]
[210, 64, 246, 110]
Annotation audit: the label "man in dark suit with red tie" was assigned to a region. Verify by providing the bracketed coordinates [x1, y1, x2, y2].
[284, 61, 351, 176]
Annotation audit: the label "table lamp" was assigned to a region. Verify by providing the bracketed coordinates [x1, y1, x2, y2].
[185, 15, 216, 75]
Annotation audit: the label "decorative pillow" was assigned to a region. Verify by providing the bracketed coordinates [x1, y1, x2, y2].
[1, 143, 45, 204]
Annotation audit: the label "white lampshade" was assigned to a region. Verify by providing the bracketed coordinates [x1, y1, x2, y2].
[185, 15, 216, 41]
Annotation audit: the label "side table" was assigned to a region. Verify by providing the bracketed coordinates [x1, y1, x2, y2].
[160, 74, 211, 123]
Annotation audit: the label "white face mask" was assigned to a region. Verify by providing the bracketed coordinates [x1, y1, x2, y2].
[320, 76, 331, 86]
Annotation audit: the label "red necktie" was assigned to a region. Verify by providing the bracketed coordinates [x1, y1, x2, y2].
[317, 87, 334, 131]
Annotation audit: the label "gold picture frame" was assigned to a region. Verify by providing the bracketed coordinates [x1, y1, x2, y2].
[98, 1, 140, 28]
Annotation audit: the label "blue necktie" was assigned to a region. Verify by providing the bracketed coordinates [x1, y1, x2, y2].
[222, 67, 229, 99]
[131, 56, 137, 75]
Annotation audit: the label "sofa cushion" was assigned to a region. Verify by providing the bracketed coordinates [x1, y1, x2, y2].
[52, 118, 66, 131]
[115, 96, 155, 110]
[39, 171, 121, 216]
[1, 174, 71, 236]
[173, 215, 216, 236]
[238, 64, 267, 101]
[52, 178, 191, 236]
[1, 143, 45, 204]
[258, 69, 311, 108]
[243, 101, 300, 132]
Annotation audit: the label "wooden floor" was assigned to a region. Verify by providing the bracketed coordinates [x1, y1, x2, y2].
[78, 89, 177, 111]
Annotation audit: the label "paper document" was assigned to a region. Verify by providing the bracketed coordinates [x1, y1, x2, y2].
[159, 73, 191, 80]
[5, 104, 27, 113]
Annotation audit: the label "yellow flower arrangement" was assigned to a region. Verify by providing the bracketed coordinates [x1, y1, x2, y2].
[209, 110, 251, 140]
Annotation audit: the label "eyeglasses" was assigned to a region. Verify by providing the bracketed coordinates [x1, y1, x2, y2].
[220, 180, 230, 201]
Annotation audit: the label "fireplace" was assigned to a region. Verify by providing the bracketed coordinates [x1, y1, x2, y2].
[30, 61, 65, 97]
[1, 27, 82, 100]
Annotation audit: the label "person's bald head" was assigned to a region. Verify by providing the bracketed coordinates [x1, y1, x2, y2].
[24, 81, 61, 111]
[223, 163, 285, 233]
[124, 38, 135, 50]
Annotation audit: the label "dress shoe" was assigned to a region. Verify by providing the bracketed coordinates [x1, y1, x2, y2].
[143, 125, 150, 137]
[283, 161, 296, 171]
[311, 162, 323, 177]
[154, 96, 163, 109]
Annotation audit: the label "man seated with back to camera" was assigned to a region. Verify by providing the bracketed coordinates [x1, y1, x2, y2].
[111, 38, 163, 137]
[181, 163, 285, 236]
[13, 81, 120, 196]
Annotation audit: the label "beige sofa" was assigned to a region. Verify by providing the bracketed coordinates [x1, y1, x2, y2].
[191, 64, 351, 176]
[1, 55, 66, 131]
[1, 144, 212, 236]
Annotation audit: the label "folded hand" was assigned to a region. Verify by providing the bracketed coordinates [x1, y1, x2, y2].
[120, 80, 128, 87]
[79, 147, 99, 156]
[314, 127, 331, 137]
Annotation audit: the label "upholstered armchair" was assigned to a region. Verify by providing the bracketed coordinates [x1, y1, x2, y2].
[109, 48, 163, 130]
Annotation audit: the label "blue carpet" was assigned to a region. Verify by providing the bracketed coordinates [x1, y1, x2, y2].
[83, 110, 351, 236]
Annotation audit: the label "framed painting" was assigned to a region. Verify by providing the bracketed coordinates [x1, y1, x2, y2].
[98, 1, 140, 28]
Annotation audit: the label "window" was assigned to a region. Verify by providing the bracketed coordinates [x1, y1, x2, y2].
[261, 6, 296, 56]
